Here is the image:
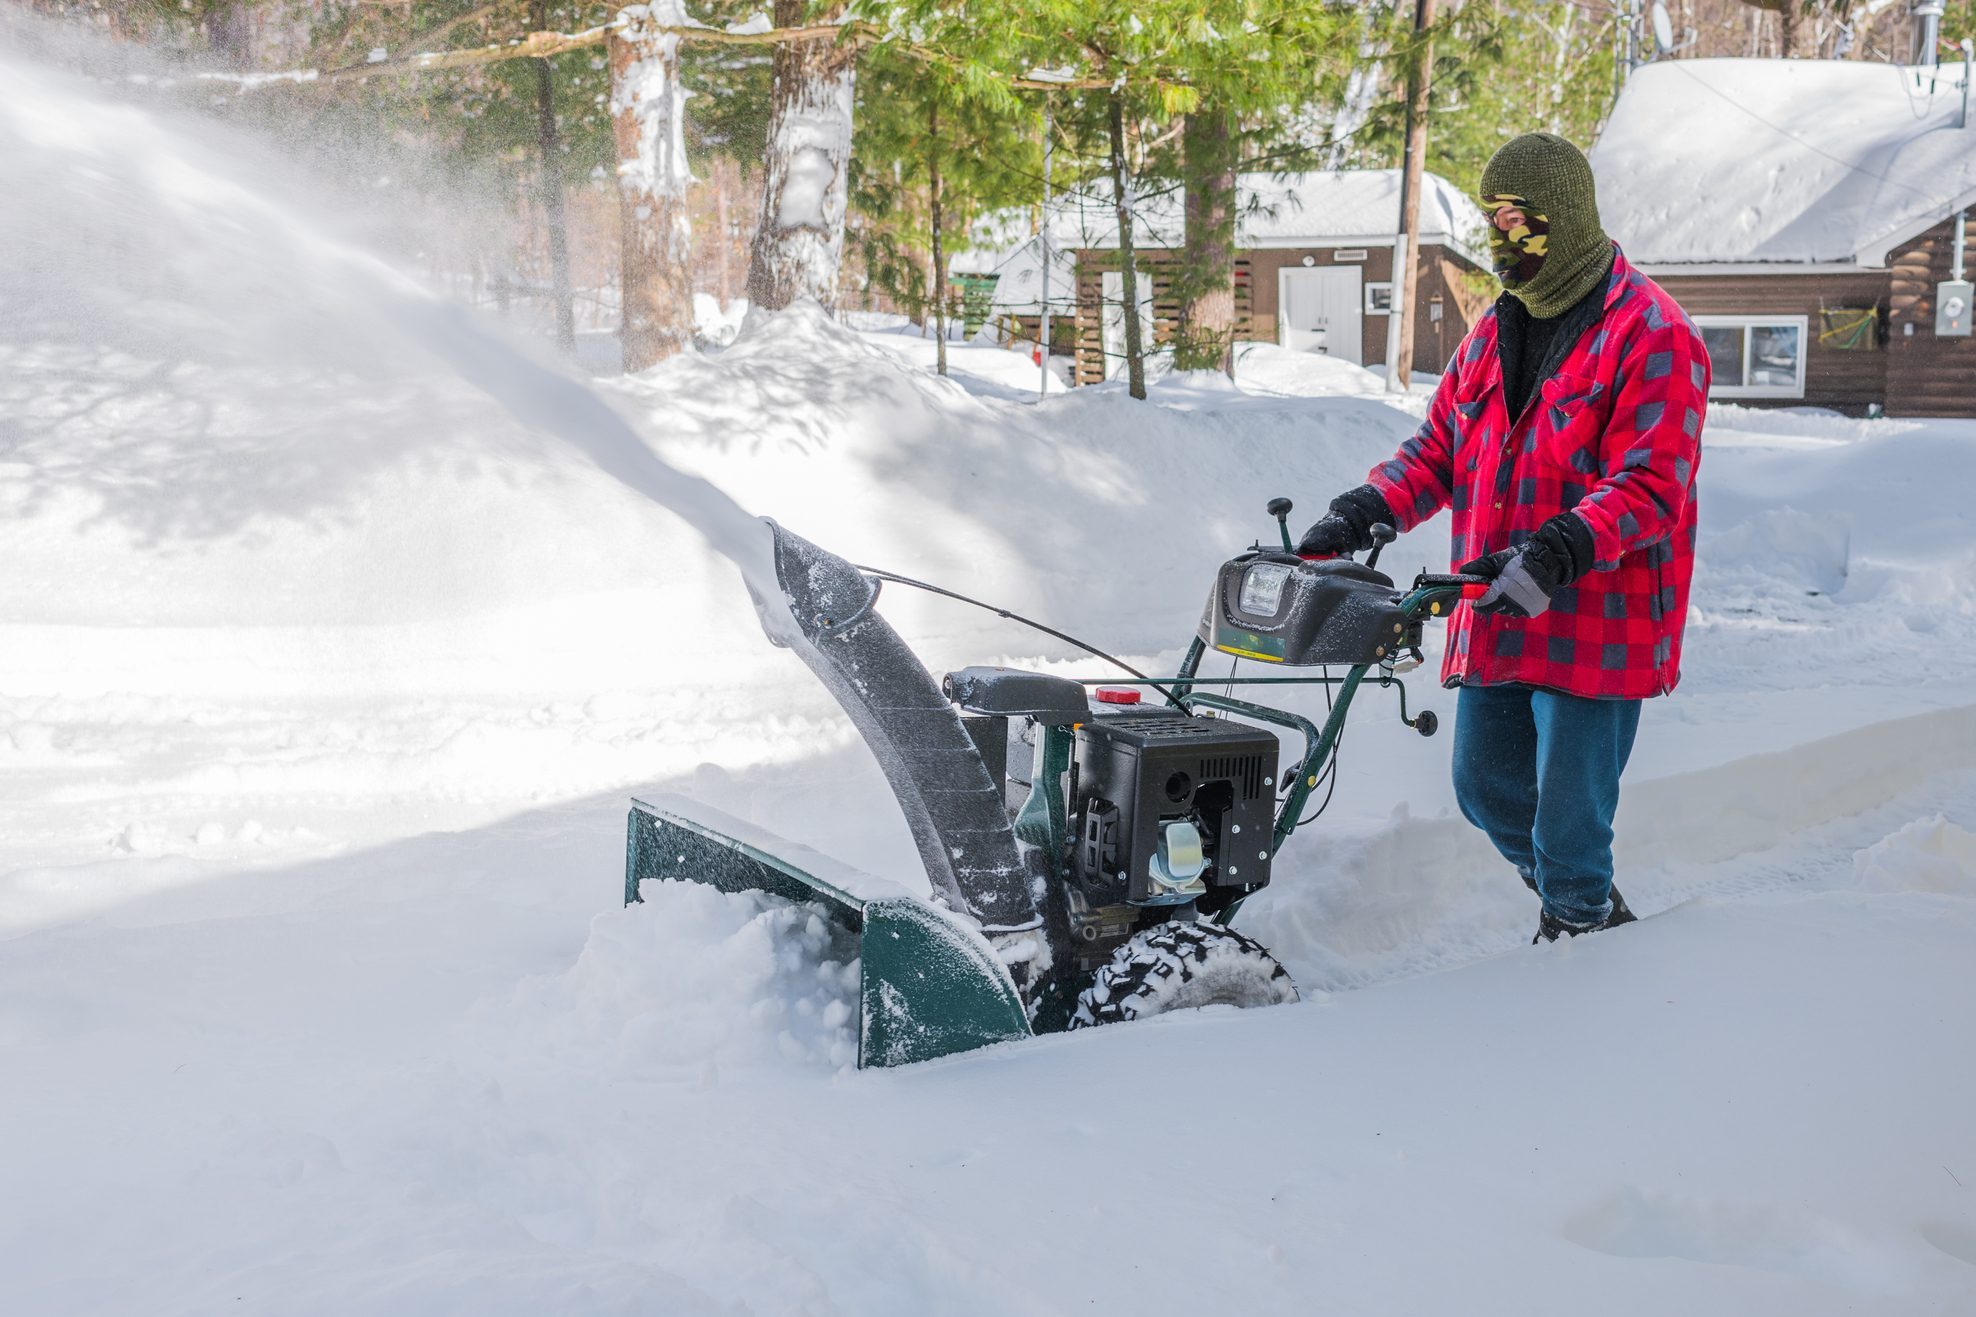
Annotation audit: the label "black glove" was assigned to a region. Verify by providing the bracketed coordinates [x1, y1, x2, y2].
[1460, 513, 1595, 618]
[1297, 485, 1392, 557]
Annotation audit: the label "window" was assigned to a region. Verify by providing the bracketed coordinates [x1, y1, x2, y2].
[1693, 315, 1808, 399]
[1365, 282, 1394, 315]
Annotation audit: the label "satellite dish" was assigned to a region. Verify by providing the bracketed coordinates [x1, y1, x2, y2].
[1650, 2, 1675, 54]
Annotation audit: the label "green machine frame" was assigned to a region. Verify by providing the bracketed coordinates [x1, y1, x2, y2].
[623, 518, 1481, 1067]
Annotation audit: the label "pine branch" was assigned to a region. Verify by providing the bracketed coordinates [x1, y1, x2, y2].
[415, 0, 520, 53]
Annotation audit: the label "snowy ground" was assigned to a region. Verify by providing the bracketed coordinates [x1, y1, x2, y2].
[5, 48, 1976, 1317]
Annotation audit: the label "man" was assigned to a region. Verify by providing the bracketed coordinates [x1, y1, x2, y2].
[1301, 132, 1707, 943]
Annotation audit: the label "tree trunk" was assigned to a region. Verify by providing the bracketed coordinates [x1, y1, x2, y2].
[713, 159, 733, 309]
[746, 1, 859, 313]
[609, 3, 695, 372]
[1175, 110, 1237, 377]
[203, 1, 255, 71]
[531, 0, 576, 354]
[1107, 92, 1147, 400]
[929, 99, 948, 377]
[1778, 0, 1801, 57]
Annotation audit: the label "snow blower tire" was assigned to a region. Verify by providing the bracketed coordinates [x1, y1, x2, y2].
[1068, 921, 1298, 1028]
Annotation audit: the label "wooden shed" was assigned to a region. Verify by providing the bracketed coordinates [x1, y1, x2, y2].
[970, 171, 1493, 386]
[1593, 57, 1976, 418]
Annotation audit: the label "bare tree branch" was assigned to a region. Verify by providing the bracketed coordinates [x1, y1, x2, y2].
[198, 15, 1119, 92]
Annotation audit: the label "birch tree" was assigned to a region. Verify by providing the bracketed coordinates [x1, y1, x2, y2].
[610, 2, 696, 369]
[746, 1, 861, 311]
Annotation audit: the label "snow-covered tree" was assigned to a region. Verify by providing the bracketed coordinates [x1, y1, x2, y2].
[611, 3, 697, 370]
[745, 1, 861, 312]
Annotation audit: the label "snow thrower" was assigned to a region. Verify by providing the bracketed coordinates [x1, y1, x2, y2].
[625, 500, 1489, 1067]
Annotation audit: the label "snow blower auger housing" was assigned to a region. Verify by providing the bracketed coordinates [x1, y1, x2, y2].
[625, 504, 1490, 1066]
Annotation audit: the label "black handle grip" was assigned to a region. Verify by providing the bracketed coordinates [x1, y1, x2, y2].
[1365, 521, 1397, 570]
[1266, 497, 1294, 519]
[1414, 572, 1494, 589]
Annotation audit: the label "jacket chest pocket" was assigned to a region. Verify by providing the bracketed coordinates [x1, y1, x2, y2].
[1451, 372, 1503, 471]
[1531, 373, 1610, 476]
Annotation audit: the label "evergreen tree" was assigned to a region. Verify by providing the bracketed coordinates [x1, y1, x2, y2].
[846, 44, 1042, 351]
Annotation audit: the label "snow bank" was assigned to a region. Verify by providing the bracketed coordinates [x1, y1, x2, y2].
[1852, 815, 1976, 896]
[490, 882, 860, 1076]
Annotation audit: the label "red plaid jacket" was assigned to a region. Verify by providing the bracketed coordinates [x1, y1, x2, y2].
[1367, 246, 1706, 699]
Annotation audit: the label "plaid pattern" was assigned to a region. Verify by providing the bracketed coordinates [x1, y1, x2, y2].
[1366, 246, 1706, 699]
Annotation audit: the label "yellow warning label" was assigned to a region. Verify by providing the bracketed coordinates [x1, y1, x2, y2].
[1213, 644, 1284, 664]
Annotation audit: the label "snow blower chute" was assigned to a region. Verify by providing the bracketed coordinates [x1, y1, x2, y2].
[626, 504, 1490, 1066]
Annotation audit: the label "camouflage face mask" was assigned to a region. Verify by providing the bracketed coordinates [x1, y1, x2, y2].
[1480, 193, 1549, 288]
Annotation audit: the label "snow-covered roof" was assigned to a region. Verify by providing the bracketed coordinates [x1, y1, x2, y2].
[950, 168, 1487, 308]
[1593, 58, 1976, 268]
[950, 234, 1076, 316]
[1049, 168, 1485, 257]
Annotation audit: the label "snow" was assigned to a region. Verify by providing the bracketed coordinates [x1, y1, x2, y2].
[5, 43, 1976, 1317]
[1594, 58, 1976, 267]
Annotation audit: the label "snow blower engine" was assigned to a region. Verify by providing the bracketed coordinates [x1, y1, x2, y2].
[625, 498, 1489, 1067]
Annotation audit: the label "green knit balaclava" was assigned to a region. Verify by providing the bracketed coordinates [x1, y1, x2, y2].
[1478, 133, 1613, 319]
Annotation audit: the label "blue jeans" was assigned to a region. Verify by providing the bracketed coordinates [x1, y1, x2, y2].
[1452, 684, 1642, 927]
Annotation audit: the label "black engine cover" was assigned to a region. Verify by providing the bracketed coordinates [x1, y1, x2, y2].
[1200, 553, 1411, 667]
[1070, 711, 1280, 908]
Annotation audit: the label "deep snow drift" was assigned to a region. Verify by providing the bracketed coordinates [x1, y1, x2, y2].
[4, 49, 1976, 1317]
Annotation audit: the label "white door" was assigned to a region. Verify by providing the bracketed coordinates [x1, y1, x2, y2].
[1278, 266, 1364, 364]
[1101, 269, 1155, 381]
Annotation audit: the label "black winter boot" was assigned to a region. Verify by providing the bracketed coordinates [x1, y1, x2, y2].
[1533, 885, 1636, 943]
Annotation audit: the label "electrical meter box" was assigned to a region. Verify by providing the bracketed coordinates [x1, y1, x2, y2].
[1937, 280, 1973, 337]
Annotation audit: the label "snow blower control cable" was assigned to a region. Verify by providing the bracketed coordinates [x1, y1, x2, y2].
[852, 566, 1183, 703]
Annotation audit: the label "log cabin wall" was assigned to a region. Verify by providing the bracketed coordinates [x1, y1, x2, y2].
[1421, 249, 1495, 375]
[1071, 243, 1484, 384]
[1646, 270, 1893, 415]
[1071, 249, 1256, 386]
[1887, 216, 1976, 419]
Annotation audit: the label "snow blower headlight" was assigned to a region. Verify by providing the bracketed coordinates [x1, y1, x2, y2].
[1238, 561, 1292, 617]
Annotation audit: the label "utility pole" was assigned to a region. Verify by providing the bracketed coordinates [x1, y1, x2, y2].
[1385, 0, 1434, 393]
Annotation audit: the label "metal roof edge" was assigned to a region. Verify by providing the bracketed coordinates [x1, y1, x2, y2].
[1635, 260, 1878, 277]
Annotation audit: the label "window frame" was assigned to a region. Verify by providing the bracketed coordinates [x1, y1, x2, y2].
[1364, 281, 1394, 315]
[1692, 314, 1809, 399]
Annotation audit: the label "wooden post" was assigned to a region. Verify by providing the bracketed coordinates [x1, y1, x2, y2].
[1386, 0, 1434, 393]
